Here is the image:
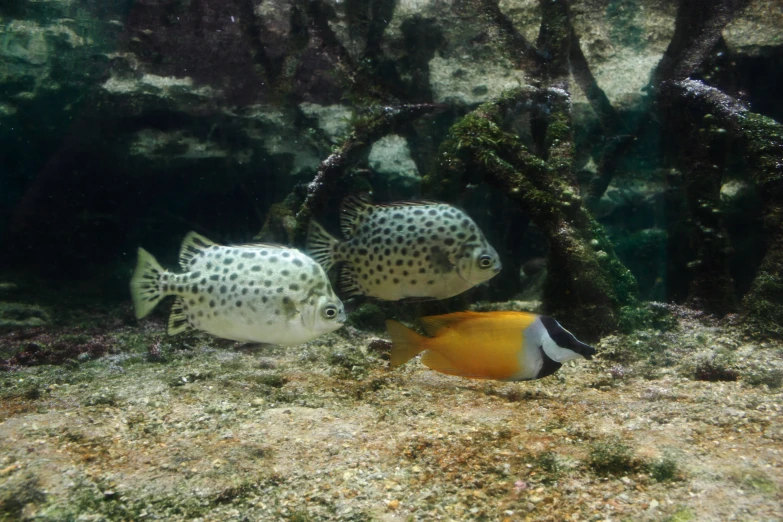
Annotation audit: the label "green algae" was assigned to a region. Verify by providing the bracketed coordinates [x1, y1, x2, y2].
[426, 87, 643, 340]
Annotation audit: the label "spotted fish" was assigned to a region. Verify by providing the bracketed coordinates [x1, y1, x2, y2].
[130, 232, 346, 346]
[307, 195, 502, 300]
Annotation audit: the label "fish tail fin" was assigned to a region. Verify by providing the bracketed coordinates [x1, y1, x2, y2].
[129, 247, 167, 319]
[306, 220, 340, 273]
[386, 320, 427, 368]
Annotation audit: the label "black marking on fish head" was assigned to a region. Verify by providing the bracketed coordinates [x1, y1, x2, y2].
[539, 316, 596, 360]
[537, 345, 563, 378]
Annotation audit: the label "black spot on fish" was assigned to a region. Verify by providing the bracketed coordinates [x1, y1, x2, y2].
[282, 269, 290, 276]
[419, 268, 426, 274]
[199, 296, 205, 303]
[282, 251, 290, 258]
[220, 285, 227, 294]
[255, 289, 261, 295]
[289, 283, 299, 291]
[375, 279, 381, 285]
[251, 265, 261, 272]
[231, 284, 237, 292]
[292, 258, 303, 267]
[396, 224, 404, 232]
[413, 251, 420, 258]
[208, 285, 214, 293]
[200, 278, 207, 285]
[444, 238, 455, 246]
[264, 280, 272, 287]
[162, 284, 169, 292]
[236, 301, 242, 307]
[209, 300, 215, 308]
[177, 285, 184, 293]
[457, 232, 466, 240]
[431, 234, 439, 241]
[206, 262, 213, 269]
[406, 217, 414, 224]
[414, 209, 424, 215]
[393, 213, 404, 219]
[261, 295, 267, 302]
[462, 219, 470, 227]
[300, 273, 307, 281]
[401, 248, 408, 256]
[276, 287, 283, 293]
[449, 224, 457, 232]
[379, 217, 387, 224]
[403, 270, 409, 276]
[189, 299, 195, 306]
[428, 209, 437, 216]
[376, 265, 383, 272]
[396, 236, 404, 244]
[407, 260, 414, 267]
[468, 234, 477, 241]
[230, 273, 238, 281]
[358, 248, 368, 256]
[237, 263, 244, 270]
[190, 271, 201, 279]
[224, 257, 233, 265]
[428, 280, 435, 285]
[407, 225, 416, 232]
[410, 279, 417, 285]
[395, 260, 403, 266]
[223, 268, 229, 274]
[221, 299, 226, 306]
[393, 278, 399, 283]
[269, 256, 278, 263]
[260, 250, 268, 256]
[191, 284, 198, 293]
[241, 252, 256, 258]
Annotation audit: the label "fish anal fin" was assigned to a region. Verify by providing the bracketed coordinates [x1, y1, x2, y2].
[420, 350, 477, 378]
[179, 232, 218, 270]
[339, 193, 374, 237]
[168, 297, 191, 336]
[338, 264, 364, 298]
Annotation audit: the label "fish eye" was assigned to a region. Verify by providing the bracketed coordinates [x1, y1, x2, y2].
[323, 305, 338, 319]
[478, 255, 493, 269]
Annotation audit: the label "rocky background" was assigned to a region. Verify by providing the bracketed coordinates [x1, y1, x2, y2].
[1, 0, 783, 520]
[0, 0, 779, 302]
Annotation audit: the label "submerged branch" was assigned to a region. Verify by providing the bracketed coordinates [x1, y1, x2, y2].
[651, 0, 749, 86]
[661, 80, 783, 335]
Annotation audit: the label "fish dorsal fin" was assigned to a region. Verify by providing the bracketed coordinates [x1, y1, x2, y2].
[421, 350, 485, 378]
[419, 311, 486, 337]
[236, 242, 290, 250]
[339, 193, 374, 237]
[168, 297, 191, 335]
[374, 200, 442, 207]
[179, 232, 218, 270]
[338, 264, 363, 298]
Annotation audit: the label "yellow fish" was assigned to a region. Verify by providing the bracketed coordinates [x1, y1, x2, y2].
[386, 311, 595, 381]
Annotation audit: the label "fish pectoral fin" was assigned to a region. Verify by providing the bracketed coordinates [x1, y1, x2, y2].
[168, 297, 192, 336]
[179, 231, 218, 270]
[420, 350, 481, 378]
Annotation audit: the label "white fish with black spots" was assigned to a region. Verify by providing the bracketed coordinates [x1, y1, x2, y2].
[307, 194, 502, 300]
[129, 232, 346, 346]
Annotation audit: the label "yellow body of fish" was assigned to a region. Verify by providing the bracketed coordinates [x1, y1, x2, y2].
[386, 311, 595, 381]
